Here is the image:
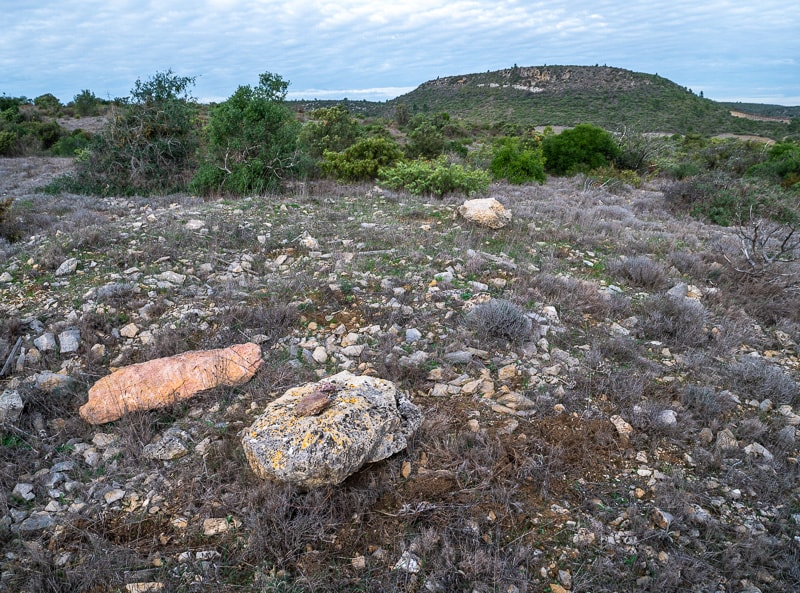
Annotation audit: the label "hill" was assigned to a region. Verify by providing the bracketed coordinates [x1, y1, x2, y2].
[292, 65, 798, 139]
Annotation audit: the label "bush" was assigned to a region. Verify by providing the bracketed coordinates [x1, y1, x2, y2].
[405, 121, 446, 159]
[747, 141, 800, 188]
[191, 72, 301, 196]
[49, 129, 92, 156]
[61, 70, 199, 195]
[489, 137, 546, 184]
[465, 299, 533, 343]
[299, 105, 362, 159]
[638, 294, 708, 348]
[378, 157, 491, 197]
[73, 89, 100, 117]
[321, 136, 403, 182]
[542, 123, 620, 175]
[726, 357, 798, 404]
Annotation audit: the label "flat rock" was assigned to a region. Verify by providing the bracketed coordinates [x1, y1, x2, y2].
[0, 389, 24, 422]
[80, 343, 263, 424]
[242, 371, 422, 489]
[58, 329, 81, 353]
[55, 257, 78, 276]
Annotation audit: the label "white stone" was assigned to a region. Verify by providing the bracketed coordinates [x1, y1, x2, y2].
[12, 483, 35, 501]
[55, 258, 79, 276]
[59, 329, 81, 353]
[104, 488, 125, 504]
[0, 389, 24, 422]
[120, 323, 140, 338]
[34, 332, 57, 351]
[185, 219, 205, 230]
[0, 272, 12, 283]
[457, 198, 512, 229]
[311, 346, 328, 364]
[156, 271, 186, 285]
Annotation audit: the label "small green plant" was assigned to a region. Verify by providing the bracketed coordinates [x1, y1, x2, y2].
[378, 157, 490, 197]
[321, 136, 403, 182]
[299, 105, 363, 158]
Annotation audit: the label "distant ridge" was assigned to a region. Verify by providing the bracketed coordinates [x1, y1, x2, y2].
[291, 65, 798, 139]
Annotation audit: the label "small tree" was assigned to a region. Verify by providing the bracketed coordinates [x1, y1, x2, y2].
[321, 136, 403, 182]
[70, 69, 199, 194]
[542, 123, 620, 175]
[191, 72, 301, 195]
[73, 89, 99, 117]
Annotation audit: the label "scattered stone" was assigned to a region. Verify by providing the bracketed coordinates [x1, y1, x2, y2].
[156, 271, 186, 285]
[405, 328, 422, 343]
[457, 197, 512, 229]
[104, 488, 125, 504]
[392, 550, 421, 573]
[34, 371, 74, 392]
[311, 346, 328, 365]
[744, 442, 774, 462]
[12, 483, 35, 502]
[655, 409, 677, 427]
[610, 415, 633, 443]
[18, 511, 53, 533]
[444, 350, 473, 364]
[351, 555, 366, 570]
[142, 429, 190, 461]
[0, 389, 24, 422]
[125, 583, 164, 593]
[120, 323, 140, 338]
[33, 332, 57, 351]
[202, 517, 232, 536]
[185, 219, 205, 230]
[80, 343, 263, 424]
[651, 508, 674, 529]
[0, 271, 12, 283]
[58, 329, 81, 353]
[715, 428, 738, 452]
[242, 371, 422, 488]
[55, 257, 78, 276]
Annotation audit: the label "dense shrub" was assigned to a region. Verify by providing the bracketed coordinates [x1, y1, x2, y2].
[542, 123, 620, 175]
[404, 120, 446, 159]
[57, 70, 199, 195]
[72, 89, 100, 117]
[49, 129, 92, 156]
[747, 141, 800, 188]
[489, 137, 546, 184]
[321, 136, 403, 182]
[0, 99, 67, 156]
[191, 72, 301, 195]
[378, 157, 490, 197]
[638, 294, 708, 348]
[299, 105, 363, 159]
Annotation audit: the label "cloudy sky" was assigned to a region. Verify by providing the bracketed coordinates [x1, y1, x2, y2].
[2, 1, 799, 106]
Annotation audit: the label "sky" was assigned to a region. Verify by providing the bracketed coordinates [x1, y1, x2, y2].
[2, 1, 799, 106]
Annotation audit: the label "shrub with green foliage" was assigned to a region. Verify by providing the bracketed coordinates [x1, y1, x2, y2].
[299, 105, 362, 159]
[72, 89, 100, 117]
[49, 129, 92, 156]
[191, 72, 301, 196]
[56, 70, 199, 195]
[404, 120, 446, 159]
[747, 141, 800, 188]
[321, 136, 404, 182]
[489, 137, 545, 184]
[378, 157, 491, 197]
[542, 123, 620, 175]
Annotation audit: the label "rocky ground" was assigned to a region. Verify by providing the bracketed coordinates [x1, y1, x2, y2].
[1, 157, 799, 592]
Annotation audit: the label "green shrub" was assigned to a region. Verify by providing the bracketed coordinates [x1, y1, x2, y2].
[321, 136, 403, 182]
[60, 70, 199, 195]
[489, 137, 545, 184]
[73, 89, 99, 117]
[542, 123, 620, 175]
[299, 105, 362, 158]
[49, 129, 92, 156]
[191, 72, 301, 196]
[747, 141, 800, 188]
[378, 157, 491, 197]
[0, 131, 14, 156]
[405, 121, 446, 159]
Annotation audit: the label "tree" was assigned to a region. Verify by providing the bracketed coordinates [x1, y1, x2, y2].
[490, 137, 546, 184]
[73, 89, 99, 117]
[71, 69, 199, 194]
[542, 123, 620, 175]
[191, 72, 301, 195]
[34, 93, 61, 115]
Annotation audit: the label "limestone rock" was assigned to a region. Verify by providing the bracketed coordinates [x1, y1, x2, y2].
[0, 389, 24, 422]
[242, 371, 422, 489]
[80, 343, 263, 424]
[55, 257, 78, 276]
[457, 197, 512, 229]
[58, 329, 81, 353]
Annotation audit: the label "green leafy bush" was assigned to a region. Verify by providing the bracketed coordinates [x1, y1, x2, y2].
[321, 136, 403, 182]
[49, 129, 92, 156]
[73, 89, 100, 117]
[542, 123, 620, 175]
[378, 157, 490, 197]
[191, 72, 301, 196]
[299, 105, 362, 159]
[489, 137, 545, 184]
[747, 141, 800, 188]
[57, 70, 199, 195]
[404, 121, 446, 159]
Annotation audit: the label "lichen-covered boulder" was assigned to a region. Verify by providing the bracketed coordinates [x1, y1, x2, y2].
[457, 197, 512, 229]
[241, 371, 422, 489]
[80, 343, 263, 424]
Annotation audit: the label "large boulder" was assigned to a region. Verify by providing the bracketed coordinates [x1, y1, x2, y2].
[457, 197, 512, 229]
[242, 371, 422, 489]
[80, 343, 263, 424]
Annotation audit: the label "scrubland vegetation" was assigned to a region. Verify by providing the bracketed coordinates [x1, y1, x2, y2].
[1, 67, 800, 592]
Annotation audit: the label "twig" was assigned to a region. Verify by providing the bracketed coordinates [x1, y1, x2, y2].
[0, 336, 23, 377]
